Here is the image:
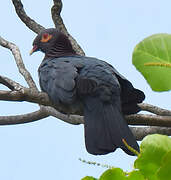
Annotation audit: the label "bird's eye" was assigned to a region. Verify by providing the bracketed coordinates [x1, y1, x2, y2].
[41, 33, 52, 43]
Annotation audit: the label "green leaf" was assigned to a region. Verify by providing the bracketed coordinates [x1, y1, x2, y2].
[157, 151, 171, 180]
[99, 168, 126, 180]
[132, 33, 171, 92]
[134, 134, 171, 180]
[127, 170, 145, 180]
[81, 176, 97, 180]
[99, 169, 145, 180]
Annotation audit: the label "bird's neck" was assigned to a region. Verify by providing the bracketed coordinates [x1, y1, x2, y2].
[45, 49, 77, 59]
[45, 34, 77, 58]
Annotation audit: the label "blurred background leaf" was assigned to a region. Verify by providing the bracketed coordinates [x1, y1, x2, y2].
[134, 134, 171, 180]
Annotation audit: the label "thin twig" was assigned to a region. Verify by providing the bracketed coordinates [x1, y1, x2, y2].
[79, 158, 115, 169]
[0, 75, 23, 91]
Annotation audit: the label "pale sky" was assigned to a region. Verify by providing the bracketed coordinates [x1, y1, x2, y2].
[0, 0, 170, 179]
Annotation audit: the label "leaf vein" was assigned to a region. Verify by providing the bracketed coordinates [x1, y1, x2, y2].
[161, 36, 170, 62]
[150, 39, 159, 57]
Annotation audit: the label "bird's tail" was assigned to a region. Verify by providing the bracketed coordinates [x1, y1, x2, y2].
[83, 96, 139, 156]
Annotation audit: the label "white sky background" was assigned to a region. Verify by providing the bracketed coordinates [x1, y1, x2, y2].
[0, 0, 170, 179]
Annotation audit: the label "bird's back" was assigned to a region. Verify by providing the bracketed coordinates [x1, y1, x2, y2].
[39, 55, 144, 115]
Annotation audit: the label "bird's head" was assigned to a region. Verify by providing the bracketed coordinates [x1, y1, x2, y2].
[30, 28, 76, 58]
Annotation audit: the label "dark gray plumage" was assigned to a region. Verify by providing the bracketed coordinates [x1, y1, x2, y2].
[30, 28, 145, 156]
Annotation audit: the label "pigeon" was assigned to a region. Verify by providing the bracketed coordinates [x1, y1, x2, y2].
[30, 28, 145, 155]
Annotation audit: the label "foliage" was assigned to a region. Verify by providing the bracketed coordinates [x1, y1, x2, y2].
[82, 134, 171, 180]
[132, 34, 171, 92]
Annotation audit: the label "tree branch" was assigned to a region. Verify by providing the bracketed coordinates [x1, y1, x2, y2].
[139, 103, 171, 116]
[0, 76, 22, 90]
[0, 0, 169, 141]
[126, 114, 171, 127]
[0, 88, 51, 106]
[0, 107, 49, 125]
[51, 0, 85, 56]
[1, 83, 171, 128]
[0, 36, 37, 90]
[0, 75, 171, 140]
[11, 0, 45, 34]
[131, 126, 171, 141]
[42, 106, 84, 125]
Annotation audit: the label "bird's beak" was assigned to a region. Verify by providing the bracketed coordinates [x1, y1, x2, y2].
[29, 45, 38, 55]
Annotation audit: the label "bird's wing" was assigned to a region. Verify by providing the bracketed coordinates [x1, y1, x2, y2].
[114, 73, 145, 115]
[105, 62, 145, 114]
[38, 60, 78, 104]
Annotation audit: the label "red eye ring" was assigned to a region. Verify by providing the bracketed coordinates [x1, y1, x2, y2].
[41, 33, 52, 43]
[43, 33, 49, 39]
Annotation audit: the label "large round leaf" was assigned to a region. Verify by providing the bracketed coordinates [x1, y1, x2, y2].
[81, 176, 97, 180]
[134, 134, 171, 179]
[157, 151, 171, 180]
[127, 170, 145, 180]
[132, 33, 171, 91]
[99, 168, 126, 180]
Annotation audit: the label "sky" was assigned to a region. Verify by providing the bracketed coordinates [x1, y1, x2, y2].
[0, 0, 170, 179]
